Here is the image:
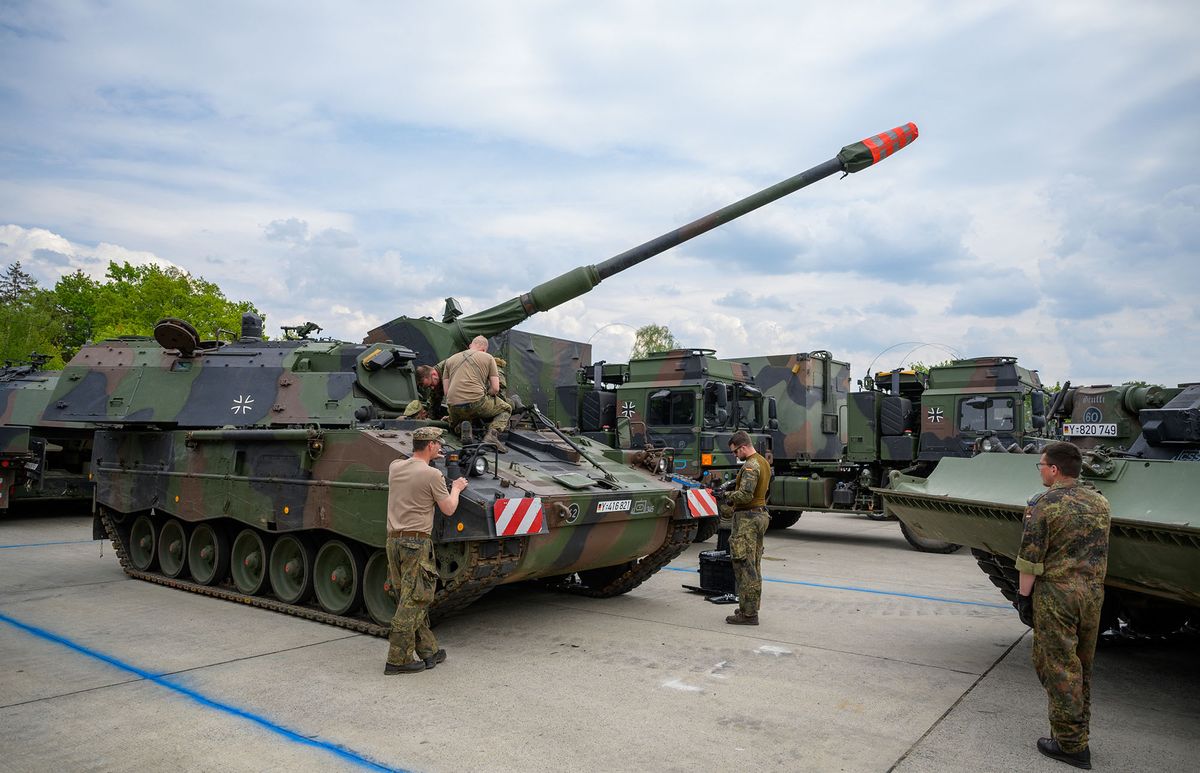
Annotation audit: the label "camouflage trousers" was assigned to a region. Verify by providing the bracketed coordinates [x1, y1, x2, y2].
[386, 536, 440, 667]
[1032, 578, 1105, 753]
[731, 509, 770, 616]
[447, 395, 512, 435]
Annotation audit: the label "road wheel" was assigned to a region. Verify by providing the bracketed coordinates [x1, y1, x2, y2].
[157, 518, 188, 578]
[363, 549, 398, 626]
[187, 523, 229, 586]
[231, 528, 270, 595]
[269, 534, 315, 605]
[313, 539, 364, 616]
[128, 515, 157, 571]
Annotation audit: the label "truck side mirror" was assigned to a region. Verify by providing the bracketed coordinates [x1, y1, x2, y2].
[768, 396, 779, 431]
[1030, 391, 1046, 430]
[716, 384, 728, 409]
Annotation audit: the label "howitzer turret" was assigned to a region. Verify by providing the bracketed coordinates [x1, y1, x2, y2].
[366, 123, 920, 386]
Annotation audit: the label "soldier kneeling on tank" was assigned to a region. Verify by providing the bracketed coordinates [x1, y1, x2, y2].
[441, 336, 512, 452]
[384, 427, 468, 675]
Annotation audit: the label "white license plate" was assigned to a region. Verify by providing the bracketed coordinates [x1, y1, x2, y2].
[596, 499, 632, 513]
[1063, 423, 1117, 437]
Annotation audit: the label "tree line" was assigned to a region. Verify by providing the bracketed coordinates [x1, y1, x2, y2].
[0, 261, 261, 368]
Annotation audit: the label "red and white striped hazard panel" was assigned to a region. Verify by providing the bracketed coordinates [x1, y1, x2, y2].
[493, 497, 546, 537]
[685, 488, 719, 518]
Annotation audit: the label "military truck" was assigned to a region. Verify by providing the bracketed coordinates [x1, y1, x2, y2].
[50, 123, 920, 631]
[0, 356, 93, 513]
[882, 381, 1200, 634]
[552, 350, 1049, 552]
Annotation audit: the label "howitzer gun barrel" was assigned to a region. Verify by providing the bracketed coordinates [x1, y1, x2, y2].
[455, 123, 918, 343]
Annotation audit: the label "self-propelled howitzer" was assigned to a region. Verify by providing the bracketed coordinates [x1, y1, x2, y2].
[50, 123, 919, 634]
[46, 319, 704, 633]
[366, 123, 921, 405]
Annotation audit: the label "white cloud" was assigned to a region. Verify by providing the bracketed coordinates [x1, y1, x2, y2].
[0, 1, 1196, 387]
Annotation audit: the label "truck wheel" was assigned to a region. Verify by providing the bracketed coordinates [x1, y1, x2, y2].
[899, 521, 960, 554]
[768, 511, 801, 530]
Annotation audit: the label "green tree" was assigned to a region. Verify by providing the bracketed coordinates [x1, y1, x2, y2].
[51, 270, 102, 362]
[629, 323, 679, 359]
[88, 261, 262, 341]
[0, 262, 66, 367]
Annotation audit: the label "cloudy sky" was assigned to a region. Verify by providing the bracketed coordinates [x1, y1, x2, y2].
[1, 1, 1197, 387]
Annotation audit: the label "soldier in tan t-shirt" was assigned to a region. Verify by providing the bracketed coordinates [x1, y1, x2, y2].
[383, 426, 468, 675]
[440, 335, 512, 451]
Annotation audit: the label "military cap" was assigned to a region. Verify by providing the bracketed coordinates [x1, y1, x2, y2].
[402, 399, 424, 417]
[412, 426, 445, 441]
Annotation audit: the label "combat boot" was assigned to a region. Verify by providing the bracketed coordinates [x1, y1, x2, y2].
[384, 659, 426, 675]
[423, 649, 448, 669]
[483, 429, 508, 453]
[725, 610, 759, 625]
[1037, 738, 1091, 769]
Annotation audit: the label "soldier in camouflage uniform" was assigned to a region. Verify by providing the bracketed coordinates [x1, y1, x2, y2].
[724, 430, 772, 625]
[1015, 441, 1110, 769]
[384, 426, 468, 675]
[442, 336, 512, 452]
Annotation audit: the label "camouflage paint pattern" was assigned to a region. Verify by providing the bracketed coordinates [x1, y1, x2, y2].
[386, 535, 439, 666]
[0, 359, 94, 509]
[731, 510, 769, 616]
[1056, 382, 1183, 451]
[1018, 481, 1110, 753]
[728, 351, 849, 461]
[76, 329, 693, 609]
[1032, 578, 1103, 753]
[368, 319, 591, 420]
[917, 356, 1043, 460]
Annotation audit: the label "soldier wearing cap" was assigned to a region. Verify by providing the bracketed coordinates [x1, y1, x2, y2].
[1016, 440, 1110, 768]
[384, 426, 468, 675]
[724, 430, 772, 626]
[440, 335, 512, 452]
[401, 399, 428, 420]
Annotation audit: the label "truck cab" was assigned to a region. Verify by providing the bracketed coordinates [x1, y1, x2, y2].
[557, 349, 772, 482]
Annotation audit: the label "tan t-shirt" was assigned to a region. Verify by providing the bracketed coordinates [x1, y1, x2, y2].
[442, 349, 499, 405]
[386, 457, 450, 534]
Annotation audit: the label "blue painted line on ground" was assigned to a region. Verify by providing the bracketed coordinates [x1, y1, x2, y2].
[0, 610, 407, 773]
[666, 565, 1011, 609]
[0, 539, 96, 550]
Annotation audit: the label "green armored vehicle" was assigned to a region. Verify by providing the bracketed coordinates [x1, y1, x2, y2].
[0, 355, 93, 513]
[1051, 381, 1182, 451]
[553, 350, 1048, 552]
[50, 123, 920, 631]
[882, 381, 1200, 633]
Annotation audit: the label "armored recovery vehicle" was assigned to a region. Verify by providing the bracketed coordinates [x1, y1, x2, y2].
[0, 356, 93, 513]
[51, 123, 921, 633]
[882, 381, 1200, 634]
[551, 350, 1047, 552]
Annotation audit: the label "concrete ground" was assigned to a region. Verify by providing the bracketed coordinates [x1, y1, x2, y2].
[1, 511, 1195, 772]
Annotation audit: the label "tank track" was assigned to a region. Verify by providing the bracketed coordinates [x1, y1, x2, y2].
[429, 539, 526, 623]
[565, 517, 699, 598]
[971, 547, 1020, 604]
[970, 546, 1199, 641]
[101, 509, 524, 638]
